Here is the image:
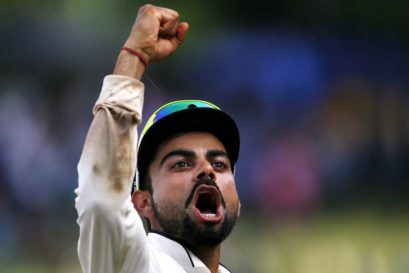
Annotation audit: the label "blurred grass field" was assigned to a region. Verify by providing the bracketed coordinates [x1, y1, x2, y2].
[2, 208, 408, 273]
[223, 208, 409, 273]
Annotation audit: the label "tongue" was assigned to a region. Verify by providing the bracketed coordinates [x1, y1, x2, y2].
[193, 204, 221, 222]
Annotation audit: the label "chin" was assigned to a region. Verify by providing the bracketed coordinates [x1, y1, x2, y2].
[181, 212, 237, 248]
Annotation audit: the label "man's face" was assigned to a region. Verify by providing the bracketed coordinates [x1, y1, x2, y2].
[147, 131, 240, 247]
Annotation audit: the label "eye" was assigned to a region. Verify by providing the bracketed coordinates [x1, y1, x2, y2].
[212, 161, 227, 170]
[172, 161, 191, 169]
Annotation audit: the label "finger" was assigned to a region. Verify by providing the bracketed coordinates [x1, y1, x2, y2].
[159, 20, 179, 38]
[137, 4, 177, 17]
[156, 7, 179, 26]
[136, 5, 178, 36]
[155, 22, 188, 56]
[175, 22, 189, 45]
[156, 7, 180, 37]
[161, 22, 188, 53]
[156, 6, 179, 18]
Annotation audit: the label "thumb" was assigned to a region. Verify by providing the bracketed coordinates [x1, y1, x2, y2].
[175, 22, 189, 45]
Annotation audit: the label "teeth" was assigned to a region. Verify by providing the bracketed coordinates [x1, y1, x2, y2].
[202, 213, 217, 218]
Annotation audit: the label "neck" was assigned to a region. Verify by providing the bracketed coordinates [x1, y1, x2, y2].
[148, 230, 223, 273]
[189, 244, 222, 273]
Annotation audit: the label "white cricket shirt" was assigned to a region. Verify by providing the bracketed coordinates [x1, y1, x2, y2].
[75, 75, 231, 273]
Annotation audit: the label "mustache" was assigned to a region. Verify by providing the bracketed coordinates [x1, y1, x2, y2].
[184, 178, 226, 209]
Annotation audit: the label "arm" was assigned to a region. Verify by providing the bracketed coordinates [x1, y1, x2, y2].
[114, 4, 189, 79]
[75, 5, 188, 273]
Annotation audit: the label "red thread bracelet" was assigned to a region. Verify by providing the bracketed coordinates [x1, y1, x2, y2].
[121, 47, 148, 67]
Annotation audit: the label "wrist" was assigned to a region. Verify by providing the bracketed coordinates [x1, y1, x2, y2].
[121, 47, 149, 67]
[113, 50, 146, 80]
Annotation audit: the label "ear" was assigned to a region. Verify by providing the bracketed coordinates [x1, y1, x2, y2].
[132, 190, 155, 219]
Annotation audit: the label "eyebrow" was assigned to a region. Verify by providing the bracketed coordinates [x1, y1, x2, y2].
[159, 149, 196, 167]
[159, 149, 231, 167]
[206, 150, 230, 160]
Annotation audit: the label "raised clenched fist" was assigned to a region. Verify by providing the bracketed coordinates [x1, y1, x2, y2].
[123, 4, 189, 64]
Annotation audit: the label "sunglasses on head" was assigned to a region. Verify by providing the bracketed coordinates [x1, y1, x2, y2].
[140, 100, 220, 140]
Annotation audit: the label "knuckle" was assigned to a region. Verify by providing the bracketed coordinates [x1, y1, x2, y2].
[142, 4, 152, 9]
[170, 11, 179, 21]
[139, 4, 154, 13]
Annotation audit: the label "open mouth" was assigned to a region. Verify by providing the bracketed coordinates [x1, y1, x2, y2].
[192, 185, 224, 223]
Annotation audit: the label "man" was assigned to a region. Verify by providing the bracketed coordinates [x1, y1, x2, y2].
[76, 4, 241, 273]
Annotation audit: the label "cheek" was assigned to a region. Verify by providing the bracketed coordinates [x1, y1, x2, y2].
[220, 179, 240, 207]
[152, 179, 191, 205]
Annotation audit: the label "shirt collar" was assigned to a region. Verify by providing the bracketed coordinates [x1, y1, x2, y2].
[147, 232, 231, 273]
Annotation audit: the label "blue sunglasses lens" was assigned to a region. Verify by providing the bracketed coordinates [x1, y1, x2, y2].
[153, 101, 219, 123]
[139, 100, 221, 144]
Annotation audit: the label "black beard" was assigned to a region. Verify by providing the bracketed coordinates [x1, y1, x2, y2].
[151, 178, 238, 247]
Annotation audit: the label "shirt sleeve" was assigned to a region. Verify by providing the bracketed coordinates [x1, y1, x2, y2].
[75, 75, 150, 273]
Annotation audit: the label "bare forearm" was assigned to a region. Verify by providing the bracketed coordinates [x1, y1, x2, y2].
[113, 50, 146, 80]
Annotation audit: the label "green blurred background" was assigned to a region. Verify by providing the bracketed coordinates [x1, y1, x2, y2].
[1, 0, 409, 272]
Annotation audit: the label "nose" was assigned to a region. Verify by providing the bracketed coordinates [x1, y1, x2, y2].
[196, 161, 216, 181]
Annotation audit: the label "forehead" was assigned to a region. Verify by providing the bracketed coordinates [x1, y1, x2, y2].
[156, 131, 227, 157]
